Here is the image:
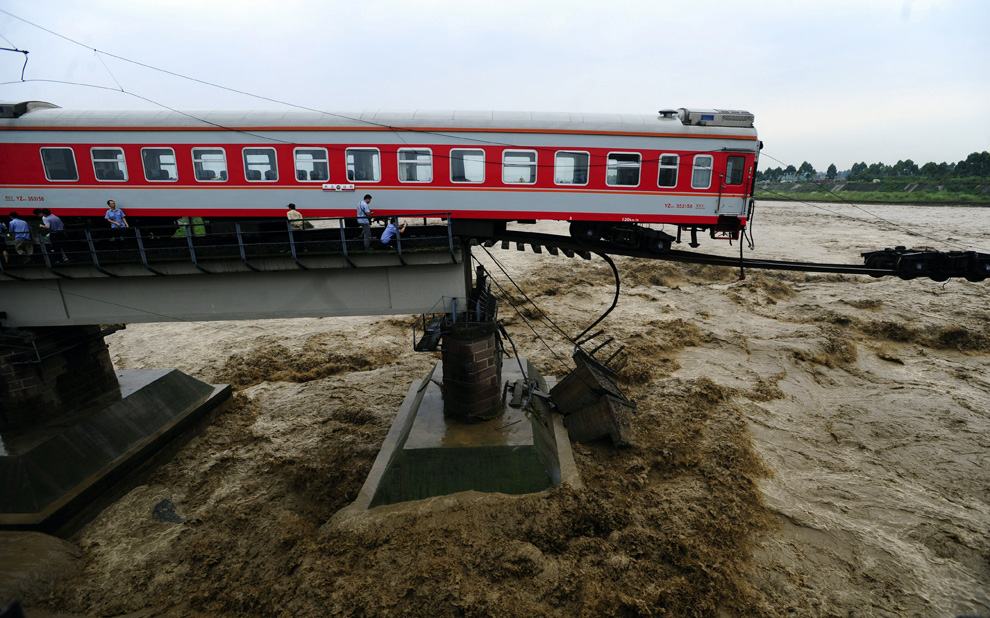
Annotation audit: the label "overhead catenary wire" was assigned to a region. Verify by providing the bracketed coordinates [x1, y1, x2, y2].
[93, 49, 124, 92]
[0, 9, 753, 172]
[0, 22, 29, 81]
[0, 30, 17, 48]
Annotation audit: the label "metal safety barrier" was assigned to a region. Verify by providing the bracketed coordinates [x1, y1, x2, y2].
[0, 213, 457, 277]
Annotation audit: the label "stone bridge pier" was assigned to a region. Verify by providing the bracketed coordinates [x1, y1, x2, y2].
[0, 325, 229, 530]
[0, 326, 120, 431]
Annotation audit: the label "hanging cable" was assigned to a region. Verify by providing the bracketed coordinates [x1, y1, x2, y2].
[0, 32, 29, 81]
[573, 252, 620, 344]
[478, 245, 574, 343]
[474, 257, 571, 373]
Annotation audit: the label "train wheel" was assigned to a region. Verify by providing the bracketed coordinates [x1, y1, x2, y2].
[642, 236, 670, 254]
[569, 221, 599, 241]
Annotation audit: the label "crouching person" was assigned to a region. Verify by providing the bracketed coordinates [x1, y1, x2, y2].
[380, 217, 407, 248]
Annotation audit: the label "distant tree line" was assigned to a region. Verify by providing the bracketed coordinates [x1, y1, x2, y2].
[757, 151, 990, 182]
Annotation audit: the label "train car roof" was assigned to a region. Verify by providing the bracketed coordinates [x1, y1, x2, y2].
[0, 102, 757, 137]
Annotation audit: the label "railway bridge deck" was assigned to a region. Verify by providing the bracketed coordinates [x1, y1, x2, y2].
[0, 216, 467, 328]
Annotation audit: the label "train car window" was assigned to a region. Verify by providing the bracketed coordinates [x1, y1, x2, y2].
[91, 148, 128, 182]
[554, 151, 589, 185]
[398, 149, 433, 183]
[726, 156, 745, 185]
[243, 148, 278, 182]
[502, 150, 537, 184]
[40, 147, 78, 182]
[692, 155, 713, 189]
[346, 148, 381, 182]
[658, 154, 679, 188]
[606, 152, 641, 186]
[193, 148, 228, 182]
[294, 148, 329, 182]
[450, 149, 485, 183]
[141, 148, 178, 182]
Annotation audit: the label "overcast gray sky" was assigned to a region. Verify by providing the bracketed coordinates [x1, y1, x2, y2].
[1, 0, 987, 170]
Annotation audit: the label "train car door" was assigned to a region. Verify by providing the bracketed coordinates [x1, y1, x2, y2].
[716, 154, 747, 215]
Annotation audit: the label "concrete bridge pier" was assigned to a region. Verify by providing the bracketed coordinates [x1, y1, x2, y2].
[0, 326, 120, 431]
[0, 325, 229, 530]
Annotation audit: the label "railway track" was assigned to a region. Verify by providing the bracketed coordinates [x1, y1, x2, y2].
[475, 230, 988, 282]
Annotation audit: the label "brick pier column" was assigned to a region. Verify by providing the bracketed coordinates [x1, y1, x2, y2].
[441, 323, 503, 422]
[0, 326, 121, 431]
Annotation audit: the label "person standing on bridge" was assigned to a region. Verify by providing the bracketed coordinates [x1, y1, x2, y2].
[356, 194, 373, 250]
[7, 212, 33, 258]
[104, 199, 128, 241]
[286, 203, 304, 231]
[39, 208, 68, 263]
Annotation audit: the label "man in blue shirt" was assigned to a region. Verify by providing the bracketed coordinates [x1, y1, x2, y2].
[380, 217, 407, 248]
[40, 208, 68, 262]
[8, 212, 33, 257]
[356, 194, 373, 249]
[104, 199, 127, 241]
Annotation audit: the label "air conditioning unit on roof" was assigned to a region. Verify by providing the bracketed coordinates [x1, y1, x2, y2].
[676, 108, 754, 128]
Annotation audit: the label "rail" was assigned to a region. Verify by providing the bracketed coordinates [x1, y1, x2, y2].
[475, 230, 989, 282]
[0, 213, 457, 278]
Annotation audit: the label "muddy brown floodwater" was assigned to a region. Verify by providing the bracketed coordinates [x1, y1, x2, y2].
[23, 202, 990, 616]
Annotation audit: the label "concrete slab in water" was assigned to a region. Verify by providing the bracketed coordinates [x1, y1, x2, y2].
[341, 358, 580, 512]
[0, 369, 230, 529]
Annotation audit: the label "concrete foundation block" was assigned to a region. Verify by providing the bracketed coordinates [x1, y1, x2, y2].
[0, 368, 230, 529]
[339, 358, 581, 513]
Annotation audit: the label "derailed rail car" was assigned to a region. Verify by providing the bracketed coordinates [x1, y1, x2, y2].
[0, 102, 759, 248]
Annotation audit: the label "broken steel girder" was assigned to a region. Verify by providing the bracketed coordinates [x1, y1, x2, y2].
[550, 347, 635, 447]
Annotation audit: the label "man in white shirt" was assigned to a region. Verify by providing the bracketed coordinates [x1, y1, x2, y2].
[356, 194, 373, 249]
[286, 203, 304, 231]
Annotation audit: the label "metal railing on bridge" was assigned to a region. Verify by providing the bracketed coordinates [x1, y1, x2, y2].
[0, 214, 457, 278]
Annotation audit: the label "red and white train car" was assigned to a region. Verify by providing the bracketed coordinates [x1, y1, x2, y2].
[0, 101, 759, 239]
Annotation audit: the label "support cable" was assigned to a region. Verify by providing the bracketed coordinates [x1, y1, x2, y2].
[496, 322, 529, 383]
[476, 261, 571, 373]
[478, 245, 574, 343]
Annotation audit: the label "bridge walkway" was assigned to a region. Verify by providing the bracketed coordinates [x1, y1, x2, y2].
[0, 215, 467, 328]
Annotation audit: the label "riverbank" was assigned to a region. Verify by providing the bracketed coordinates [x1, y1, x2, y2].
[757, 190, 990, 207]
